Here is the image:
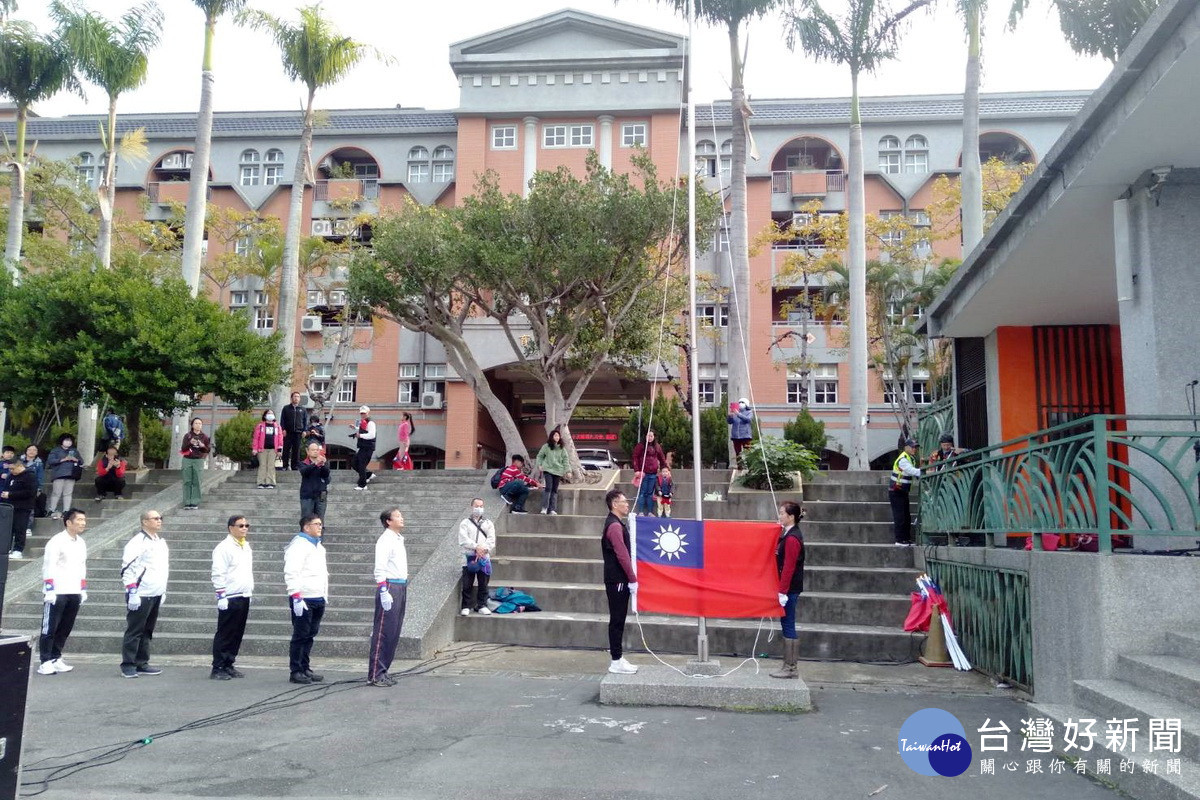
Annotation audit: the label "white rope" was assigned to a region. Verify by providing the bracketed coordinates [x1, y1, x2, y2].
[633, 608, 771, 678]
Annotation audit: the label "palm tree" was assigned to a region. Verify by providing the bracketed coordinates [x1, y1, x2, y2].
[0, 1, 17, 20]
[50, 0, 163, 270]
[239, 4, 381, 412]
[0, 22, 78, 278]
[787, 0, 932, 470]
[657, 1, 786, 443]
[1011, 0, 1159, 62]
[959, 0, 985, 254]
[180, 1, 245, 297]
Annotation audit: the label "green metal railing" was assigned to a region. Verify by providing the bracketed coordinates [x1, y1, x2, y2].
[925, 558, 1033, 690]
[917, 395, 954, 454]
[920, 415, 1200, 550]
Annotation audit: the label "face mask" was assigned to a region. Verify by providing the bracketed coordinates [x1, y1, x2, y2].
[266, 414, 276, 422]
[470, 507, 484, 517]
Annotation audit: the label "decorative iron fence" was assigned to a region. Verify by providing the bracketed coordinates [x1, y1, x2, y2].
[926, 558, 1033, 690]
[920, 415, 1200, 550]
[917, 395, 954, 454]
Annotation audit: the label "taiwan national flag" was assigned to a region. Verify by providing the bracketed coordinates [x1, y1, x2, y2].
[631, 517, 783, 618]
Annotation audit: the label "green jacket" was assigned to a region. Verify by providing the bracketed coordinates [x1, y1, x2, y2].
[537, 443, 569, 477]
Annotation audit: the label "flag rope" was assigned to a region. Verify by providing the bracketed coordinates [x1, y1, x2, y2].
[631, 608, 771, 679]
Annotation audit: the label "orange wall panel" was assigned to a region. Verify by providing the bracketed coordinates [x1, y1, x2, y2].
[995, 326, 1039, 441]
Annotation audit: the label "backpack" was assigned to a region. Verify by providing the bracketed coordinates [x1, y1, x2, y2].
[490, 468, 504, 490]
[489, 586, 541, 613]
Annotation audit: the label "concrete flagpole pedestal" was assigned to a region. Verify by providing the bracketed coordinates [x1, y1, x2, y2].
[599, 663, 813, 712]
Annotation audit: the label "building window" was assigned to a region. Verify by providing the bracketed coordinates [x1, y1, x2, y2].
[309, 363, 332, 396]
[254, 291, 269, 306]
[230, 291, 248, 307]
[714, 225, 729, 252]
[234, 236, 252, 257]
[543, 125, 567, 147]
[698, 381, 716, 406]
[878, 136, 901, 174]
[253, 306, 274, 330]
[812, 364, 838, 404]
[696, 140, 717, 177]
[264, 165, 283, 185]
[431, 145, 454, 182]
[337, 364, 358, 403]
[407, 146, 430, 183]
[622, 122, 647, 147]
[786, 378, 807, 405]
[720, 139, 732, 174]
[492, 125, 516, 149]
[398, 364, 419, 404]
[75, 152, 97, 187]
[238, 149, 261, 186]
[570, 124, 593, 147]
[904, 135, 928, 174]
[697, 304, 729, 327]
[884, 369, 931, 406]
[879, 210, 904, 245]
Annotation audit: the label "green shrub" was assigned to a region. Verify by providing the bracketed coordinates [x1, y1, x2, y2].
[783, 409, 828, 455]
[3, 432, 31, 455]
[699, 402, 730, 467]
[215, 412, 257, 464]
[140, 418, 170, 464]
[619, 397, 693, 467]
[740, 435, 819, 490]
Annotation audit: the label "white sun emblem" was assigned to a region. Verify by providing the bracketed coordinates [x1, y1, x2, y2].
[651, 524, 688, 560]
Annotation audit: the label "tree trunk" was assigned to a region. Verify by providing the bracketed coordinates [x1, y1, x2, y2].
[437, 327, 526, 462]
[181, 17, 217, 295]
[269, 88, 315, 414]
[847, 71, 869, 470]
[3, 107, 27, 277]
[726, 22, 753, 461]
[127, 407, 144, 469]
[96, 95, 118, 270]
[961, 6, 984, 254]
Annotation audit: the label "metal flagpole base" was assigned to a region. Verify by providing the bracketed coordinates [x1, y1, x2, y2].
[684, 658, 722, 675]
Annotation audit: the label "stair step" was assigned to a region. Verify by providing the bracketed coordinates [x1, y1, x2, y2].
[1118, 654, 1200, 708]
[17, 629, 370, 660]
[1075, 678, 1200, 762]
[1166, 630, 1200, 662]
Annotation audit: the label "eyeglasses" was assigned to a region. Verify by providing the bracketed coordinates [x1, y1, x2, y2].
[148, 516, 163, 521]
[234, 523, 250, 529]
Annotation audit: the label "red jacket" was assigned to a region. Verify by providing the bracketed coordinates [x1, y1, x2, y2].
[252, 422, 284, 453]
[96, 455, 126, 479]
[498, 464, 538, 489]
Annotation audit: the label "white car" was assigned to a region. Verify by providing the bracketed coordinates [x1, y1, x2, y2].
[576, 448, 617, 470]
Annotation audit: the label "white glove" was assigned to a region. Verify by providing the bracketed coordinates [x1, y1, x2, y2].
[778, 593, 789, 608]
[80, 591, 87, 604]
[292, 597, 308, 617]
[628, 582, 638, 595]
[380, 589, 393, 612]
[44, 591, 57, 605]
[126, 590, 141, 611]
[217, 596, 229, 611]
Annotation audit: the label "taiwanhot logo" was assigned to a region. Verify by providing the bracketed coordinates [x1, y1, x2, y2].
[898, 708, 973, 777]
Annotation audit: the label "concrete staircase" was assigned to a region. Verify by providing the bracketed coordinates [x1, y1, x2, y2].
[3, 470, 488, 661]
[457, 470, 921, 661]
[1034, 630, 1200, 800]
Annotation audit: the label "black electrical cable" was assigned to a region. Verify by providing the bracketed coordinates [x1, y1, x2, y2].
[19, 641, 509, 797]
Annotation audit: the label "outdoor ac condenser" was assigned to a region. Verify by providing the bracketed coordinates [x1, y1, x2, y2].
[420, 391, 443, 410]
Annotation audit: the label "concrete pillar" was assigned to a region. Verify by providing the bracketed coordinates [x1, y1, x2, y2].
[522, 116, 539, 197]
[598, 115, 614, 168]
[444, 381, 480, 469]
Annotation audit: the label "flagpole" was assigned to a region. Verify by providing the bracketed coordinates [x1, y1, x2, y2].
[684, 0, 709, 665]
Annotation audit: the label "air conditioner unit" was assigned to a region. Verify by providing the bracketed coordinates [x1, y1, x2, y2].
[184, 153, 194, 168]
[299, 393, 313, 408]
[161, 154, 184, 169]
[300, 315, 323, 332]
[311, 219, 334, 236]
[332, 218, 359, 237]
[420, 391, 444, 410]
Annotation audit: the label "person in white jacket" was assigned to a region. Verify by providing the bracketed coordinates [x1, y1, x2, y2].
[458, 498, 496, 616]
[210, 515, 255, 681]
[38, 509, 89, 675]
[284, 514, 329, 684]
[120, 510, 169, 679]
[350, 405, 377, 490]
[368, 508, 409, 687]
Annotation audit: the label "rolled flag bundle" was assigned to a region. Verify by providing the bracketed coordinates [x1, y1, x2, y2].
[915, 574, 972, 672]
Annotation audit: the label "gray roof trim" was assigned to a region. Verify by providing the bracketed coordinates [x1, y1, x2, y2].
[924, 0, 1200, 334]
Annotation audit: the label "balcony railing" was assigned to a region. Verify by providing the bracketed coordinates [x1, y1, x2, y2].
[314, 179, 379, 201]
[770, 169, 846, 195]
[147, 182, 208, 204]
[919, 414, 1200, 551]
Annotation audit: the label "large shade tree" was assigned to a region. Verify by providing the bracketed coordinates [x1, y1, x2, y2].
[0, 21, 77, 277]
[240, 4, 383, 414]
[787, 0, 932, 470]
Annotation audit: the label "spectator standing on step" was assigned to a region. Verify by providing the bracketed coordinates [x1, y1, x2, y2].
[21, 444, 46, 531]
[727, 398, 754, 464]
[350, 405, 377, 490]
[210, 515, 254, 681]
[889, 438, 921, 546]
[299, 442, 330, 521]
[601, 489, 637, 674]
[120, 509, 169, 678]
[393, 412, 415, 471]
[3, 458, 38, 559]
[536, 427, 567, 515]
[281, 392, 309, 471]
[284, 514, 329, 684]
[252, 410, 284, 490]
[38, 508, 88, 675]
[180, 418, 211, 510]
[304, 415, 325, 451]
[458, 497, 495, 616]
[631, 429, 666, 517]
[368, 507, 409, 687]
[1, 445, 16, 497]
[497, 454, 538, 514]
[771, 500, 805, 680]
[926, 432, 968, 472]
[46, 434, 82, 520]
[94, 445, 127, 500]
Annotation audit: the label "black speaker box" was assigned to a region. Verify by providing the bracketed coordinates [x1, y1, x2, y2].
[0, 635, 31, 800]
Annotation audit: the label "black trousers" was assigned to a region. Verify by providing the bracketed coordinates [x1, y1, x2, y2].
[541, 472, 562, 513]
[121, 595, 162, 668]
[354, 445, 374, 488]
[212, 596, 251, 671]
[300, 493, 327, 525]
[288, 598, 326, 674]
[10, 507, 31, 552]
[368, 583, 407, 681]
[605, 582, 630, 660]
[283, 431, 305, 470]
[460, 567, 491, 611]
[95, 472, 126, 497]
[40, 594, 82, 663]
[889, 488, 912, 543]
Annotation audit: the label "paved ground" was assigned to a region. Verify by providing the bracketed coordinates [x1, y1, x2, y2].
[16, 645, 1128, 800]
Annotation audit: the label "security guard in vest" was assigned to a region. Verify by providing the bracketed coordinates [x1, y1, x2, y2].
[889, 438, 922, 546]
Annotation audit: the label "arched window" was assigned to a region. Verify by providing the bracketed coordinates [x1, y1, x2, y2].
[240, 149, 260, 163]
[407, 146, 430, 184]
[878, 136, 901, 174]
[264, 149, 283, 162]
[264, 149, 284, 185]
[719, 139, 733, 175]
[239, 149, 261, 186]
[696, 140, 717, 177]
[76, 152, 96, 187]
[432, 146, 454, 182]
[903, 135, 928, 174]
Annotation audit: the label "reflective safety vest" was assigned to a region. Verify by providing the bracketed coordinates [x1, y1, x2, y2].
[890, 451, 917, 490]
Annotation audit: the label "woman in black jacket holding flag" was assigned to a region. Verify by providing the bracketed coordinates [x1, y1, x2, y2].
[772, 501, 805, 679]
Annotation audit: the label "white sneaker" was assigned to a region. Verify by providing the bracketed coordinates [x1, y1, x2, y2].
[476, 606, 492, 615]
[549, 511, 558, 515]
[460, 608, 470, 616]
[354, 486, 366, 491]
[539, 509, 548, 514]
[9, 551, 22, 560]
[608, 658, 637, 675]
[52, 658, 73, 673]
[37, 661, 57, 675]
